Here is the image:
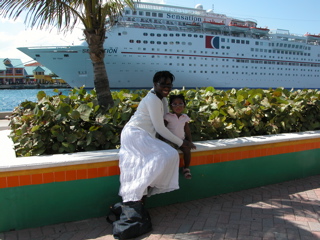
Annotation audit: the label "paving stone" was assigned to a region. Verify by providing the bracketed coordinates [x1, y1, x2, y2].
[308, 222, 320, 232]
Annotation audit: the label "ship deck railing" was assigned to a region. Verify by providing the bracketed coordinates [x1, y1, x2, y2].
[115, 21, 320, 46]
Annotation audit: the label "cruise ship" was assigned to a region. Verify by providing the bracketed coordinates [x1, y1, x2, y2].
[18, 2, 320, 89]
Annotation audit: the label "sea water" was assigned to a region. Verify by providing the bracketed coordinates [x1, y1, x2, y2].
[0, 89, 72, 112]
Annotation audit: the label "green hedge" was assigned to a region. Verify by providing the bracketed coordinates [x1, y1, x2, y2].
[8, 87, 320, 157]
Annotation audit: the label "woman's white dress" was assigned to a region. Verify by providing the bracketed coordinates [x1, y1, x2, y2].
[118, 90, 183, 202]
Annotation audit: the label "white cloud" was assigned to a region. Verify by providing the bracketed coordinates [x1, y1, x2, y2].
[0, 21, 83, 63]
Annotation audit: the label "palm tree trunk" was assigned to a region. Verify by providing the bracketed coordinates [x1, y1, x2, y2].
[85, 29, 114, 110]
[92, 60, 113, 110]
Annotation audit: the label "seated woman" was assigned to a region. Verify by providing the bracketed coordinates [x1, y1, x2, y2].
[118, 71, 193, 203]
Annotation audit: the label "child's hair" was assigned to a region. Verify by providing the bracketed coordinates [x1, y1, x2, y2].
[169, 94, 186, 106]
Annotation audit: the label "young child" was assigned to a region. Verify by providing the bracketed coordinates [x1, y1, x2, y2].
[164, 94, 196, 179]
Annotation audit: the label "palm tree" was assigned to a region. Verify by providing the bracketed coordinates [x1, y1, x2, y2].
[0, 0, 134, 110]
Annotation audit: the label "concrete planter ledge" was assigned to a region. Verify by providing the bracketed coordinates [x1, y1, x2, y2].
[1, 128, 320, 232]
[1, 129, 320, 172]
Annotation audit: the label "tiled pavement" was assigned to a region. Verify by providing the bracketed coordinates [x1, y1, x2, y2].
[0, 175, 320, 240]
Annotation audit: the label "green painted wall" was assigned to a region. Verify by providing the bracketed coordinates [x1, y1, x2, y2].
[0, 176, 121, 232]
[1, 149, 320, 232]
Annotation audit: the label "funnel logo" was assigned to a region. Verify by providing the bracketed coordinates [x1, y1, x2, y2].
[205, 36, 220, 49]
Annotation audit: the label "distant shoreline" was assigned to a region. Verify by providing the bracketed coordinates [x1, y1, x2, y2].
[0, 84, 71, 90]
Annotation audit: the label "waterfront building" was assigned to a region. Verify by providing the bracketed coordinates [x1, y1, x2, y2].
[0, 58, 67, 87]
[24, 63, 67, 85]
[0, 58, 24, 85]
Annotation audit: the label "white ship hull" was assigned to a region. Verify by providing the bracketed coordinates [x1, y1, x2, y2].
[18, 2, 320, 90]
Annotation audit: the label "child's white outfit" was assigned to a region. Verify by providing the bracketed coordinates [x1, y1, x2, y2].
[164, 113, 190, 140]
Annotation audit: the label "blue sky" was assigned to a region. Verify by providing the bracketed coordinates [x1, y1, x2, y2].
[1, 0, 320, 63]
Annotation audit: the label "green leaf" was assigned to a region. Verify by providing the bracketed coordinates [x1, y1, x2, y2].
[89, 125, 101, 131]
[77, 104, 92, 122]
[37, 91, 46, 101]
[70, 110, 80, 120]
[31, 125, 40, 132]
[67, 134, 78, 143]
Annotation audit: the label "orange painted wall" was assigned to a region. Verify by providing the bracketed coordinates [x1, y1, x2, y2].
[1, 138, 319, 189]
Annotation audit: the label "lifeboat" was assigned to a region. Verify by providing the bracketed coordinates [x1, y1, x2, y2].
[250, 27, 270, 35]
[203, 20, 226, 30]
[186, 22, 201, 28]
[228, 23, 249, 32]
[304, 33, 320, 41]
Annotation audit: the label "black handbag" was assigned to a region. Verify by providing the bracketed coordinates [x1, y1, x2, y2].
[106, 202, 122, 224]
[107, 201, 152, 240]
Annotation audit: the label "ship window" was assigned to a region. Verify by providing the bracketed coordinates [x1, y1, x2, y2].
[194, 34, 198, 38]
[136, 40, 141, 43]
[164, 42, 168, 45]
[36, 54, 40, 57]
[246, 41, 249, 44]
[163, 34, 168, 37]
[200, 35, 203, 38]
[150, 33, 155, 36]
[139, 11, 143, 16]
[150, 41, 155, 44]
[188, 42, 192, 45]
[157, 34, 161, 37]
[188, 34, 192, 37]
[221, 38, 225, 42]
[143, 40, 148, 44]
[255, 41, 259, 45]
[231, 39, 235, 43]
[157, 41, 161, 44]
[132, 11, 137, 15]
[146, 12, 150, 16]
[236, 40, 240, 43]
[170, 33, 174, 37]
[129, 40, 134, 43]
[176, 41, 180, 45]
[170, 41, 174, 45]
[158, 13, 163, 17]
[176, 33, 180, 37]
[125, 10, 130, 15]
[64, 54, 69, 57]
[182, 33, 186, 37]
[152, 12, 157, 17]
[143, 33, 148, 36]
